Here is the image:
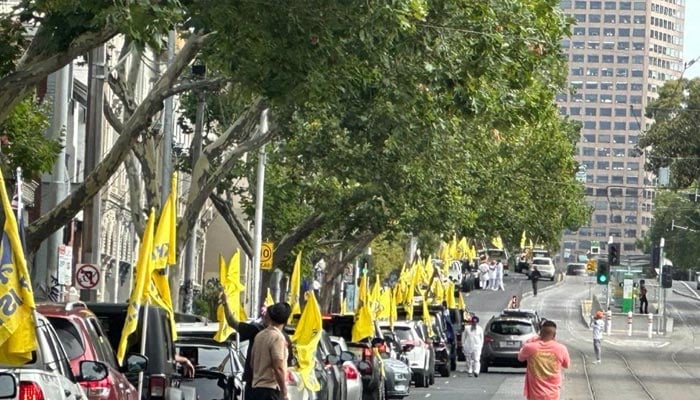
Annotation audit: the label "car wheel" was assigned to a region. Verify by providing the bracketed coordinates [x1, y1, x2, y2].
[480, 363, 488, 373]
[414, 371, 428, 388]
[439, 365, 450, 377]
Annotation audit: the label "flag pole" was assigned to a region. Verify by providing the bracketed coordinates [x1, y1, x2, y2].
[136, 299, 150, 399]
[15, 167, 22, 222]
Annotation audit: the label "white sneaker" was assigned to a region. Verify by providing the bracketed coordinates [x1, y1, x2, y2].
[592, 360, 601, 364]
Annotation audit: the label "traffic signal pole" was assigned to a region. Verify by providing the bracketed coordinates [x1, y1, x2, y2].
[659, 237, 666, 332]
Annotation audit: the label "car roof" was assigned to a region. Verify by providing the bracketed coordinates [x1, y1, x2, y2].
[532, 257, 552, 261]
[501, 308, 538, 315]
[175, 336, 233, 347]
[37, 301, 95, 317]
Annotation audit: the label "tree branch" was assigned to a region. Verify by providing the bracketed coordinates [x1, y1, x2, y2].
[103, 96, 123, 134]
[124, 151, 145, 234]
[272, 213, 328, 269]
[209, 193, 254, 257]
[26, 31, 213, 253]
[163, 77, 229, 98]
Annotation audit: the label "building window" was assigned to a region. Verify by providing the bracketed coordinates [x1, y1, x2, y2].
[619, 2, 632, 10]
[599, 121, 612, 130]
[631, 83, 643, 91]
[583, 160, 595, 170]
[615, 108, 627, 117]
[633, 15, 646, 24]
[614, 122, 627, 130]
[586, 81, 599, 90]
[604, 14, 616, 23]
[627, 176, 638, 184]
[619, 15, 631, 24]
[616, 82, 628, 90]
[604, 1, 616, 9]
[612, 175, 624, 184]
[627, 135, 638, 144]
[615, 95, 627, 103]
[613, 148, 626, 157]
[601, 67, 614, 77]
[585, 93, 598, 102]
[598, 134, 611, 143]
[587, 54, 600, 63]
[595, 200, 608, 210]
[595, 215, 608, 224]
[600, 106, 612, 115]
[601, 82, 613, 90]
[617, 42, 629, 50]
[632, 28, 645, 37]
[617, 55, 630, 64]
[623, 243, 636, 251]
[574, 27, 586, 35]
[633, 42, 644, 50]
[584, 121, 596, 129]
[583, 147, 596, 156]
[570, 107, 581, 115]
[631, 69, 644, 77]
[585, 108, 597, 116]
[572, 54, 584, 62]
[598, 148, 611, 157]
[574, 14, 586, 23]
[572, 93, 583, 102]
[633, 1, 645, 10]
[613, 135, 625, 144]
[573, 41, 585, 49]
[630, 95, 642, 104]
[589, 27, 600, 36]
[612, 162, 624, 170]
[583, 134, 596, 143]
[575, 1, 587, 9]
[597, 161, 610, 170]
[590, 14, 601, 23]
[617, 68, 628, 77]
[590, 1, 601, 9]
[572, 67, 584, 76]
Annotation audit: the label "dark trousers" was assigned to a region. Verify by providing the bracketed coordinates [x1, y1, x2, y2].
[639, 296, 648, 314]
[250, 387, 282, 400]
[532, 281, 538, 296]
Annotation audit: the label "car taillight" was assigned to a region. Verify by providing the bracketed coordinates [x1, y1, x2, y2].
[362, 347, 372, 360]
[484, 335, 494, 343]
[343, 364, 359, 380]
[83, 376, 112, 398]
[20, 381, 45, 400]
[150, 375, 167, 398]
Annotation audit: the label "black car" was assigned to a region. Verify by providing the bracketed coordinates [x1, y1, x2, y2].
[87, 302, 196, 400]
[175, 337, 245, 400]
[323, 314, 386, 400]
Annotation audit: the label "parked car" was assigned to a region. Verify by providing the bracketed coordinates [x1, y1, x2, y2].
[86, 302, 196, 400]
[478, 248, 510, 275]
[379, 355, 410, 399]
[330, 336, 364, 400]
[380, 322, 431, 388]
[38, 302, 145, 400]
[0, 372, 17, 399]
[480, 316, 538, 373]
[566, 263, 588, 276]
[175, 337, 245, 400]
[530, 257, 556, 281]
[323, 314, 386, 400]
[284, 325, 343, 400]
[0, 312, 115, 400]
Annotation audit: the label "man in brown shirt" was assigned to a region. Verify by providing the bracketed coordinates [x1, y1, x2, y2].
[250, 302, 292, 400]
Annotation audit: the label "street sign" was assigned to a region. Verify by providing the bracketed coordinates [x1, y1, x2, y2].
[261, 241, 273, 270]
[57, 245, 73, 285]
[76, 263, 100, 289]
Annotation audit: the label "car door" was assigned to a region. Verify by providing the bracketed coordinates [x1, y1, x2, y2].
[40, 321, 84, 400]
[87, 317, 135, 400]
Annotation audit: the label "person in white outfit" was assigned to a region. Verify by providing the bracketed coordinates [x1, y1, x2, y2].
[591, 310, 605, 364]
[488, 260, 497, 290]
[462, 315, 484, 376]
[478, 257, 490, 290]
[495, 259, 505, 291]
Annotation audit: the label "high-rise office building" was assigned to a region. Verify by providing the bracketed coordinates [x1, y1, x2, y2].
[557, 0, 685, 261]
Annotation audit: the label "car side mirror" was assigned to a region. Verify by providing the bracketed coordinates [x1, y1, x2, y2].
[325, 354, 340, 365]
[340, 351, 354, 362]
[78, 360, 109, 382]
[123, 353, 148, 374]
[0, 372, 17, 399]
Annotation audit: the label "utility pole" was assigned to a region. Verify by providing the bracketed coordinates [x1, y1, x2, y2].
[659, 237, 666, 332]
[35, 65, 71, 300]
[182, 88, 205, 314]
[251, 110, 269, 319]
[81, 45, 106, 301]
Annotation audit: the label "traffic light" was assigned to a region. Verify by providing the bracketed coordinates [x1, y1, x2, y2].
[651, 245, 660, 268]
[661, 265, 673, 288]
[607, 243, 620, 266]
[596, 260, 610, 285]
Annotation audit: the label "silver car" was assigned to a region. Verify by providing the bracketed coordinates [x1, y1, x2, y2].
[480, 316, 538, 373]
[330, 336, 363, 400]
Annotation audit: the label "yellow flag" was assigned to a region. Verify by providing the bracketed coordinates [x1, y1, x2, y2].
[369, 275, 381, 317]
[491, 236, 504, 249]
[389, 287, 398, 329]
[520, 231, 527, 249]
[152, 172, 177, 269]
[457, 291, 466, 311]
[215, 251, 244, 342]
[289, 252, 302, 316]
[291, 291, 322, 391]
[0, 171, 37, 365]
[352, 305, 374, 342]
[377, 288, 391, 320]
[446, 282, 456, 308]
[117, 208, 156, 363]
[422, 295, 433, 336]
[265, 288, 274, 307]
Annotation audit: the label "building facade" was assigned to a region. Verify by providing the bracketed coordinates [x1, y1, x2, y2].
[557, 0, 685, 261]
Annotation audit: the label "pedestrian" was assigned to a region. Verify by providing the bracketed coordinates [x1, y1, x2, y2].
[478, 256, 490, 290]
[591, 310, 605, 364]
[488, 260, 497, 291]
[517, 320, 570, 400]
[495, 259, 505, 291]
[529, 265, 542, 297]
[250, 302, 293, 400]
[639, 279, 649, 314]
[461, 315, 484, 377]
[509, 295, 519, 309]
[221, 293, 291, 399]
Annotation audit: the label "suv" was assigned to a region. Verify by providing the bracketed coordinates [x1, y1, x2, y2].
[86, 302, 196, 400]
[0, 312, 111, 400]
[480, 316, 538, 373]
[531, 257, 556, 281]
[499, 309, 541, 333]
[175, 337, 245, 400]
[380, 321, 431, 388]
[38, 302, 146, 400]
[323, 314, 386, 400]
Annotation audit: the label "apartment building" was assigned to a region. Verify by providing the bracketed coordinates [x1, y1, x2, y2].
[557, 0, 685, 261]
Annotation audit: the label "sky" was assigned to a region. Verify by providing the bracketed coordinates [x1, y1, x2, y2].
[684, 1, 700, 78]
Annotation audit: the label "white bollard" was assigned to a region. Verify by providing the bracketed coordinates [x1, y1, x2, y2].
[606, 310, 612, 335]
[648, 313, 653, 338]
[627, 311, 633, 336]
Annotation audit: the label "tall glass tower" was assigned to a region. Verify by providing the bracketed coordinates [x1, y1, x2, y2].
[557, 0, 685, 261]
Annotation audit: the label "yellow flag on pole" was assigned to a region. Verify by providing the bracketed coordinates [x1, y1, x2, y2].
[352, 305, 374, 342]
[0, 170, 37, 365]
[520, 231, 527, 249]
[117, 208, 155, 364]
[291, 291, 322, 391]
[446, 282, 456, 309]
[215, 251, 244, 342]
[289, 252, 302, 316]
[389, 287, 398, 329]
[457, 291, 466, 311]
[265, 288, 275, 307]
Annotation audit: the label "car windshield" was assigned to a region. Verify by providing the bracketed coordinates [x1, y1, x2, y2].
[392, 328, 416, 342]
[489, 321, 534, 335]
[487, 250, 505, 259]
[533, 259, 550, 265]
[177, 345, 232, 374]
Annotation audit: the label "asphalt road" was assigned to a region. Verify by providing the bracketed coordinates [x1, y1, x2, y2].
[402, 273, 700, 400]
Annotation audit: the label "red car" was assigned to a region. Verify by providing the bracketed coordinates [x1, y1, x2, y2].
[37, 302, 143, 400]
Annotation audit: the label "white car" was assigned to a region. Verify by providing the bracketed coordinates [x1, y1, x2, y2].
[531, 257, 556, 281]
[330, 336, 363, 400]
[380, 322, 431, 388]
[0, 312, 108, 400]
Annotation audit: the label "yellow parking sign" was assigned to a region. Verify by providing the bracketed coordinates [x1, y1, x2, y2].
[261, 242, 274, 270]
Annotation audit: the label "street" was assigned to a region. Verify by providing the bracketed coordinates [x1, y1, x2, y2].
[404, 272, 700, 400]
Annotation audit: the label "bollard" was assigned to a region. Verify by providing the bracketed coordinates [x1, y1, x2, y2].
[606, 310, 612, 335]
[648, 313, 653, 338]
[627, 311, 633, 336]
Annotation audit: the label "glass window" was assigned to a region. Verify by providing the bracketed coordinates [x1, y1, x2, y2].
[588, 41, 600, 49]
[598, 147, 611, 157]
[47, 318, 85, 361]
[619, 28, 630, 36]
[601, 95, 613, 104]
[597, 175, 610, 183]
[585, 108, 597, 116]
[559, 107, 567, 115]
[574, 27, 586, 35]
[601, 82, 613, 90]
[585, 93, 598, 102]
[602, 54, 614, 63]
[601, 67, 613, 77]
[587, 54, 600, 63]
[583, 134, 595, 143]
[633, 1, 645, 10]
[584, 120, 596, 129]
[582, 147, 595, 156]
[600, 106, 612, 115]
[573, 41, 585, 49]
[612, 161, 624, 170]
[604, 14, 616, 23]
[634, 15, 646, 24]
[574, 14, 586, 23]
[631, 83, 643, 91]
[612, 175, 624, 184]
[561, 0, 572, 8]
[633, 42, 644, 50]
[604, 1, 616, 9]
[597, 161, 610, 170]
[619, 15, 631, 24]
[627, 176, 639, 184]
[570, 107, 581, 115]
[586, 81, 599, 90]
[631, 69, 643, 77]
[632, 55, 644, 64]
[614, 122, 627, 130]
[572, 67, 584, 76]
[589, 27, 601, 36]
[618, 42, 629, 50]
[613, 135, 625, 144]
[490, 321, 534, 335]
[590, 1, 601, 9]
[633, 28, 645, 37]
[617, 55, 629, 63]
[613, 148, 626, 157]
[630, 95, 642, 104]
[575, 1, 587, 9]
[627, 135, 638, 144]
[620, 2, 632, 10]
[572, 54, 584, 62]
[615, 95, 627, 103]
[589, 14, 601, 23]
[598, 134, 611, 143]
[617, 68, 628, 77]
[631, 108, 642, 117]
[616, 82, 628, 90]
[599, 121, 612, 130]
[615, 108, 627, 117]
[629, 121, 641, 130]
[572, 81, 583, 90]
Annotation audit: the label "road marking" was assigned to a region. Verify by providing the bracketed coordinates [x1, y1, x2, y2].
[425, 394, 432, 398]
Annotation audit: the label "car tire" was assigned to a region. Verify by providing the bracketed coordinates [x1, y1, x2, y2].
[480, 363, 488, 373]
[414, 371, 428, 388]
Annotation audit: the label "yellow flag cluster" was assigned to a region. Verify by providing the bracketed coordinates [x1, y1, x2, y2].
[215, 250, 246, 342]
[291, 291, 322, 391]
[0, 170, 37, 365]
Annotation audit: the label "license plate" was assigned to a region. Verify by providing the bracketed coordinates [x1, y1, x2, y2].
[499, 340, 520, 348]
[394, 385, 406, 391]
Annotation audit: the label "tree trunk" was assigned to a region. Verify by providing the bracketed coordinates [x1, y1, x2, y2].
[272, 213, 327, 268]
[319, 233, 376, 312]
[209, 193, 254, 257]
[25, 32, 211, 253]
